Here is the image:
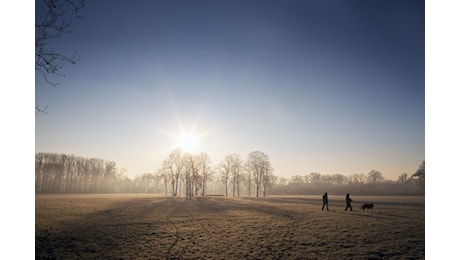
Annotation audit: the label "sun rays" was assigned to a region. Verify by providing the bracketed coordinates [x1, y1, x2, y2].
[177, 132, 198, 153]
[155, 101, 215, 154]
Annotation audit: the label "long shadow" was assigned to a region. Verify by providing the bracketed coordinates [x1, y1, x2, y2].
[36, 195, 315, 259]
[36, 195, 424, 259]
[248, 196, 425, 209]
[36, 196, 178, 259]
[200, 196, 307, 220]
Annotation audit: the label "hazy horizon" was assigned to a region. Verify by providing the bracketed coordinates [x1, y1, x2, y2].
[35, 0, 425, 180]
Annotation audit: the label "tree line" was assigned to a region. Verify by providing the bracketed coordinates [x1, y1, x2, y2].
[35, 150, 274, 196]
[35, 153, 124, 193]
[35, 152, 424, 196]
[272, 164, 424, 196]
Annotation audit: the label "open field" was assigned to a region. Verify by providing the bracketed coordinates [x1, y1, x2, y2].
[36, 194, 424, 259]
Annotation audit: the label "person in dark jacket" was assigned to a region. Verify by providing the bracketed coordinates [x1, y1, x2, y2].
[345, 193, 353, 211]
[322, 192, 329, 211]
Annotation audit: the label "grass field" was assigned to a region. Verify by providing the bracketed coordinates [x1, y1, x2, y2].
[36, 194, 424, 259]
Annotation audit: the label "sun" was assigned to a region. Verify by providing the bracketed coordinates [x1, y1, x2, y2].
[158, 106, 213, 154]
[177, 133, 198, 153]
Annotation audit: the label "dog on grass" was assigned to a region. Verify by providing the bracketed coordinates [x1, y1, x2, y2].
[360, 203, 374, 211]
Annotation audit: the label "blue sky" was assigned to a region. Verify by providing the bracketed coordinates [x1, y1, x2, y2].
[35, 0, 425, 180]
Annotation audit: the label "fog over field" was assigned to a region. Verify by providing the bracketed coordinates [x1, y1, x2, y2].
[35, 152, 425, 196]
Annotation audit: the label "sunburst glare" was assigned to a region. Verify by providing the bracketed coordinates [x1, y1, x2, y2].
[177, 132, 198, 153]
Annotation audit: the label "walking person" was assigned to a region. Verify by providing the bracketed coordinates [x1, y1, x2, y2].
[322, 192, 329, 211]
[345, 193, 353, 211]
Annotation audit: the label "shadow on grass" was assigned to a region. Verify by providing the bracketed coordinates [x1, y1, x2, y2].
[36, 196, 305, 259]
[36, 195, 425, 259]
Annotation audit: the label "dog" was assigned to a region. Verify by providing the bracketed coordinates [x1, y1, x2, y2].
[360, 203, 374, 211]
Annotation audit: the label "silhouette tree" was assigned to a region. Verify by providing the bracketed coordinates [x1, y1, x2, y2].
[367, 169, 384, 184]
[411, 161, 425, 188]
[158, 166, 170, 196]
[229, 154, 243, 196]
[331, 174, 347, 185]
[183, 153, 195, 199]
[35, 153, 123, 193]
[163, 149, 183, 196]
[398, 173, 409, 183]
[35, 0, 86, 113]
[347, 173, 367, 185]
[262, 167, 275, 197]
[218, 155, 233, 196]
[243, 171, 253, 197]
[308, 172, 321, 183]
[290, 175, 304, 184]
[366, 169, 384, 194]
[196, 152, 213, 196]
[246, 151, 272, 197]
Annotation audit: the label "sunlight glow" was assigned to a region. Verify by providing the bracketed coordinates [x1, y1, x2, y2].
[177, 133, 198, 153]
[155, 101, 216, 154]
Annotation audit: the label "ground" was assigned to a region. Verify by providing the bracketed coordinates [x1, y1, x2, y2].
[36, 194, 424, 259]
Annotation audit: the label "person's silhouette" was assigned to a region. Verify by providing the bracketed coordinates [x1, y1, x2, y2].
[345, 193, 353, 211]
[322, 192, 329, 211]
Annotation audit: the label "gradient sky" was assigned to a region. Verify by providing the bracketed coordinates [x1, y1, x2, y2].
[35, 0, 425, 180]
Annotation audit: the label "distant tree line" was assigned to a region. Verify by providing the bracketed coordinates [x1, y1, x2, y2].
[35, 153, 127, 193]
[272, 163, 425, 196]
[35, 152, 424, 196]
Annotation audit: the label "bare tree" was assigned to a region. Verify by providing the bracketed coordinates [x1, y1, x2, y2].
[134, 173, 155, 193]
[158, 166, 170, 196]
[242, 171, 252, 197]
[277, 177, 288, 186]
[196, 152, 213, 196]
[366, 169, 384, 194]
[183, 153, 195, 200]
[331, 174, 347, 185]
[217, 153, 245, 197]
[164, 148, 183, 196]
[308, 172, 321, 184]
[347, 173, 367, 185]
[239, 172, 249, 196]
[262, 167, 275, 197]
[290, 175, 304, 184]
[103, 161, 118, 192]
[228, 154, 243, 196]
[398, 173, 409, 183]
[367, 169, 384, 184]
[319, 174, 332, 184]
[218, 155, 232, 196]
[189, 154, 201, 196]
[246, 151, 272, 197]
[35, 0, 86, 113]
